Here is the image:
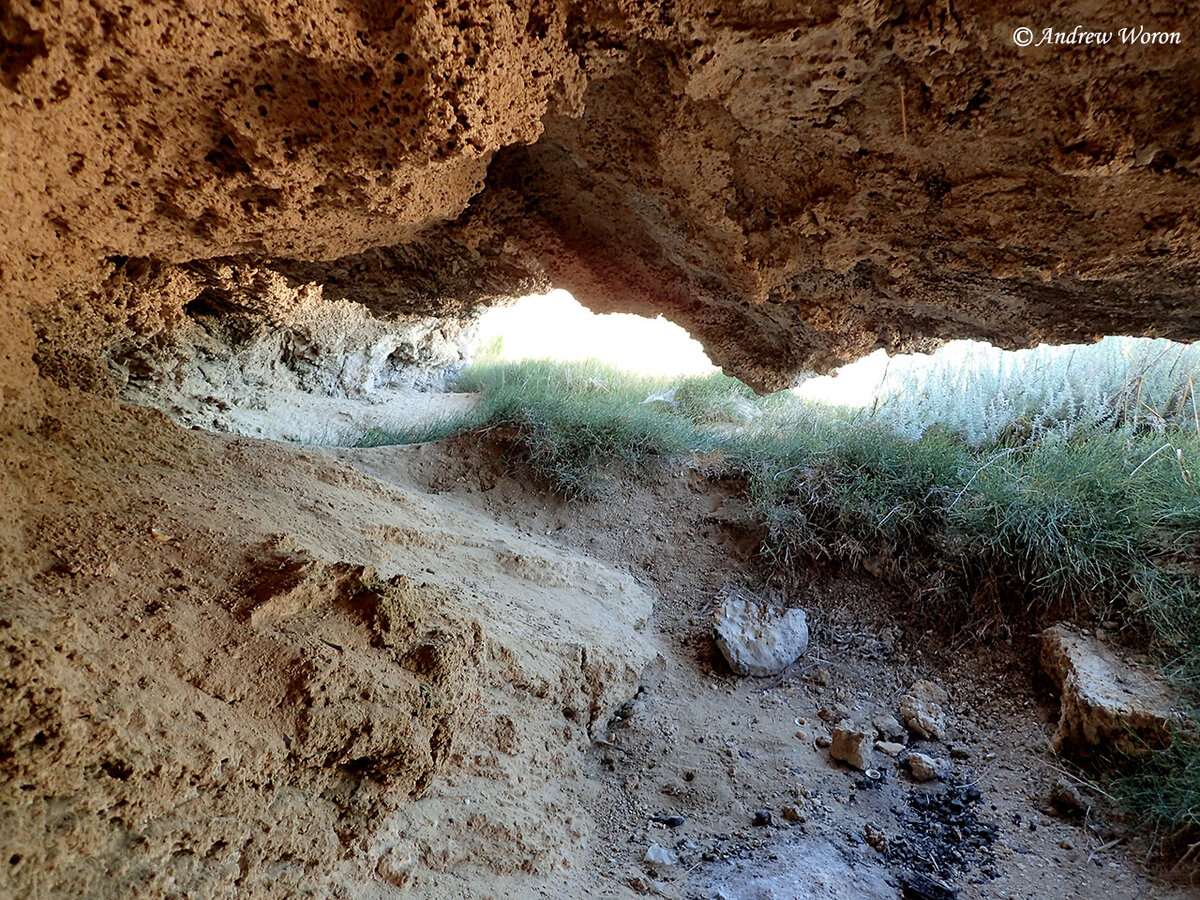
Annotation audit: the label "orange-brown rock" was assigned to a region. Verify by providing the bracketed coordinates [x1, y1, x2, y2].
[3, 0, 1199, 405]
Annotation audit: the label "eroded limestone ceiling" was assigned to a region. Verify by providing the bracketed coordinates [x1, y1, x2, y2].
[2, 0, 1198, 402]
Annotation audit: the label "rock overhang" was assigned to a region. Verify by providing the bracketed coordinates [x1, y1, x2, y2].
[2, 0, 1199, 405]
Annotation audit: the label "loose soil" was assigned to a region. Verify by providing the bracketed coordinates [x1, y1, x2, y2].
[3, 388, 1198, 899]
[357, 431, 1200, 900]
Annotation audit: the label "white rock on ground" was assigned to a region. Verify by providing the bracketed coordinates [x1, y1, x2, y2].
[713, 595, 809, 677]
[900, 680, 949, 740]
[830, 722, 874, 770]
[644, 843, 679, 867]
[907, 752, 950, 782]
[1041, 625, 1182, 757]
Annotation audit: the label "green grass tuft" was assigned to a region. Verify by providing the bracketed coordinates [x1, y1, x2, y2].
[354, 412, 481, 448]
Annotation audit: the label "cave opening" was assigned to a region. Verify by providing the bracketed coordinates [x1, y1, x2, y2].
[7, 2, 1200, 895]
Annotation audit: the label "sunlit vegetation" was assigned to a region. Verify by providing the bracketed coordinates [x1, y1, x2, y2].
[358, 339, 1200, 847]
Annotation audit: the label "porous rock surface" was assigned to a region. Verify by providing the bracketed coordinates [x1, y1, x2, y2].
[712, 594, 809, 676]
[3, 0, 1200, 427]
[1041, 624, 1182, 757]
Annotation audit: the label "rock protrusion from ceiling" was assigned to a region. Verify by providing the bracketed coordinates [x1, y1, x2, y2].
[483, 4, 1200, 387]
[0, 0, 578, 420]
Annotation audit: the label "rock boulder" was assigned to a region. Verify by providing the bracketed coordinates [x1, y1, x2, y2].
[713, 596, 809, 677]
[1041, 625, 1182, 757]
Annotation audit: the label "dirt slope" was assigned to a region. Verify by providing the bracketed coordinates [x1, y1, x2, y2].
[395, 434, 1200, 900]
[0, 389, 654, 898]
[4, 388, 1199, 897]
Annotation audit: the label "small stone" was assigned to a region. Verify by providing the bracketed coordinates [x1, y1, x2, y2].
[781, 804, 806, 823]
[863, 824, 889, 852]
[1049, 778, 1089, 817]
[873, 714, 907, 744]
[900, 680, 949, 741]
[898, 872, 957, 900]
[907, 751, 950, 782]
[752, 808, 773, 827]
[874, 740, 905, 757]
[830, 722, 874, 771]
[818, 704, 850, 723]
[652, 813, 686, 828]
[627, 875, 656, 894]
[815, 734, 832, 749]
[813, 666, 830, 686]
[620, 699, 648, 720]
[713, 595, 809, 676]
[644, 843, 679, 867]
[949, 743, 972, 760]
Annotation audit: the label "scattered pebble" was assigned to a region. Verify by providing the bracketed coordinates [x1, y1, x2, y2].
[897, 871, 957, 900]
[752, 809, 773, 827]
[628, 874, 666, 895]
[863, 824, 889, 852]
[818, 703, 850, 723]
[887, 784, 998, 882]
[651, 814, 686, 828]
[875, 740, 905, 757]
[1049, 778, 1089, 818]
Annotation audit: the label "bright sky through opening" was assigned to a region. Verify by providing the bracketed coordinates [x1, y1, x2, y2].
[476, 290, 942, 407]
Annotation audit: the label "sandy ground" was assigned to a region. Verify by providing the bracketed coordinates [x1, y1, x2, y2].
[3, 387, 1198, 899]
[378, 433, 1200, 900]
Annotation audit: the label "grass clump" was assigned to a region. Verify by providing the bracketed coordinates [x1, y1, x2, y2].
[355, 412, 480, 448]
[454, 358, 765, 497]
[1109, 730, 1200, 856]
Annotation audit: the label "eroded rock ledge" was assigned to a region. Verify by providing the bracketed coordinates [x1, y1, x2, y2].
[3, 0, 1200, 409]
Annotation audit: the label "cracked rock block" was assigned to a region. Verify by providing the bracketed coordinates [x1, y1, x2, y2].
[830, 722, 874, 771]
[1041, 625, 1182, 757]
